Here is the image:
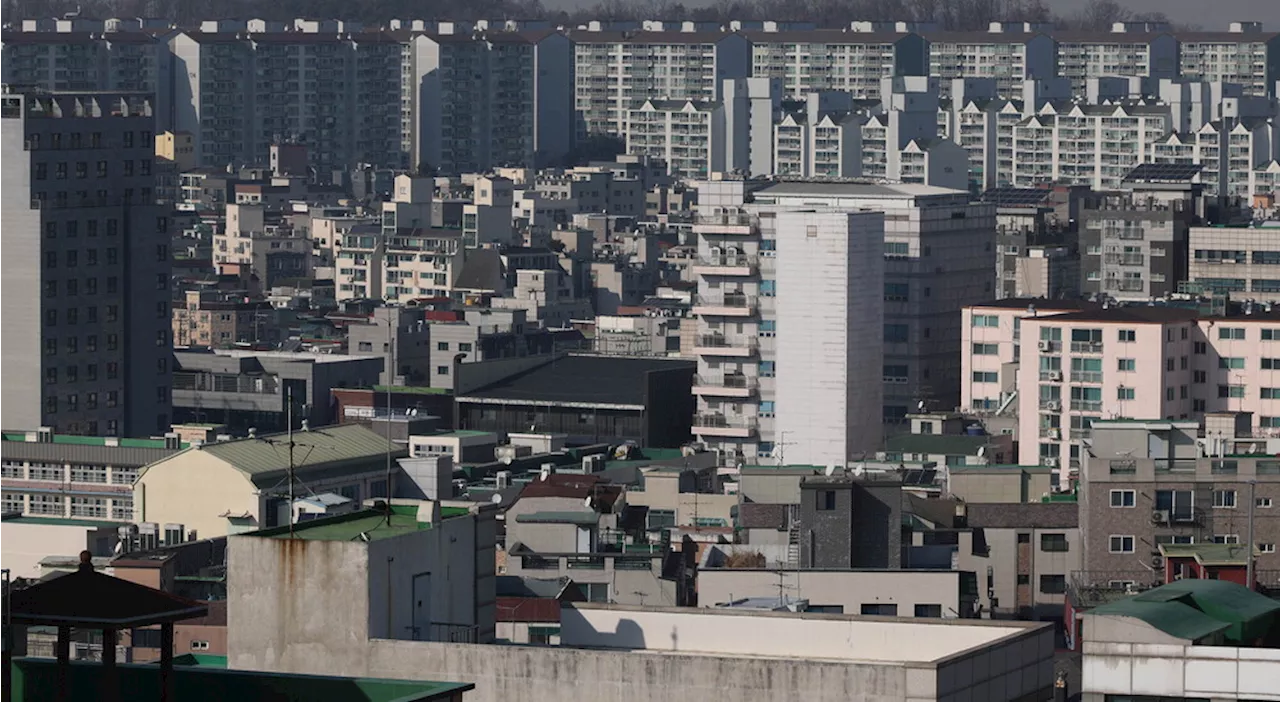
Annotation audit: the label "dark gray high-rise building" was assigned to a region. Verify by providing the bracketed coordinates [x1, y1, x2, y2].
[1, 89, 172, 436]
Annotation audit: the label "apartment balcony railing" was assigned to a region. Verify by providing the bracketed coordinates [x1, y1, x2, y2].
[693, 334, 757, 356]
[692, 414, 758, 438]
[1103, 227, 1145, 240]
[692, 294, 757, 317]
[1104, 279, 1145, 292]
[692, 254, 758, 276]
[1069, 400, 1103, 412]
[693, 374, 757, 397]
[1070, 371, 1103, 384]
[1104, 254, 1146, 266]
[693, 211, 756, 234]
[1069, 342, 1104, 354]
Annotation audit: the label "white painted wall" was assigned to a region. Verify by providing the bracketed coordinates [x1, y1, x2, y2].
[697, 568, 963, 617]
[1083, 640, 1280, 702]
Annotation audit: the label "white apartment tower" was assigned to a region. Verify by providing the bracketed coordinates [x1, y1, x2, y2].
[1, 91, 173, 437]
[745, 29, 928, 101]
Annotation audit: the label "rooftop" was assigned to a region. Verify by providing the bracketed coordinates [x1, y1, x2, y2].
[1158, 543, 1256, 566]
[965, 503, 1079, 529]
[754, 180, 967, 199]
[460, 354, 694, 408]
[885, 433, 995, 456]
[969, 297, 1102, 312]
[1088, 579, 1280, 644]
[1, 431, 187, 450]
[171, 423, 404, 480]
[245, 504, 466, 542]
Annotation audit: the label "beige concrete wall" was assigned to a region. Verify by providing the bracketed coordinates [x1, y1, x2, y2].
[625, 486, 738, 527]
[697, 569, 964, 617]
[956, 527, 1081, 616]
[0, 522, 103, 579]
[948, 470, 1054, 504]
[136, 450, 257, 538]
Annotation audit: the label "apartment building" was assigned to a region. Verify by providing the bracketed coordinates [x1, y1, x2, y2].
[772, 107, 863, 178]
[1053, 28, 1179, 95]
[333, 225, 464, 302]
[744, 30, 927, 101]
[1152, 117, 1280, 198]
[1017, 307, 1200, 486]
[1010, 103, 1172, 191]
[212, 203, 313, 287]
[1188, 222, 1280, 300]
[346, 306, 434, 385]
[1177, 24, 1280, 97]
[962, 298, 1102, 414]
[170, 30, 404, 170]
[1078, 168, 1200, 301]
[403, 31, 573, 174]
[923, 30, 1055, 99]
[1079, 417, 1280, 585]
[625, 100, 724, 181]
[572, 31, 750, 138]
[1, 90, 172, 438]
[172, 290, 277, 349]
[691, 178, 992, 465]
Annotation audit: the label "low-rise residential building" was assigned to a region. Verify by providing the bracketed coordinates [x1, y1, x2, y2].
[172, 290, 278, 349]
[957, 502, 1081, 620]
[1188, 222, 1280, 300]
[134, 423, 406, 538]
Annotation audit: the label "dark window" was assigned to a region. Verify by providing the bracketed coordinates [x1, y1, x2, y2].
[1039, 575, 1066, 594]
[1040, 533, 1069, 552]
[817, 490, 836, 511]
[913, 604, 942, 618]
[131, 628, 162, 649]
[1017, 533, 1031, 544]
[860, 603, 897, 616]
[1016, 574, 1030, 585]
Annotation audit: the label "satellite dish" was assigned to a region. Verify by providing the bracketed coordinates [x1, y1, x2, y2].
[490, 493, 503, 505]
[917, 400, 926, 411]
[977, 446, 986, 458]
[583, 495, 593, 509]
[852, 463, 865, 478]
[824, 464, 836, 476]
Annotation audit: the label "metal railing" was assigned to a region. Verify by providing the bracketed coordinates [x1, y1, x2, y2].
[694, 293, 756, 309]
[1069, 342, 1104, 354]
[692, 414, 758, 429]
[694, 375, 756, 390]
[697, 255, 758, 269]
[695, 334, 757, 350]
[1070, 371, 1103, 384]
[696, 212, 754, 226]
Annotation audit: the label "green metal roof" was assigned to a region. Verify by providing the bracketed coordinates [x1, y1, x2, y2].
[171, 654, 228, 668]
[1089, 579, 1280, 643]
[514, 510, 599, 525]
[885, 434, 991, 455]
[191, 424, 404, 478]
[247, 505, 436, 542]
[1, 433, 189, 450]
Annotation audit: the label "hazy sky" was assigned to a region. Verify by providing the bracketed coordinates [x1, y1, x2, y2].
[539, 0, 1280, 29]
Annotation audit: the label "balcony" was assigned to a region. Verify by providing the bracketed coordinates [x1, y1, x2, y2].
[692, 212, 756, 235]
[693, 374, 757, 398]
[693, 293, 756, 317]
[1069, 342, 1104, 354]
[691, 254, 758, 277]
[692, 414, 758, 438]
[1070, 371, 1103, 384]
[693, 334, 757, 357]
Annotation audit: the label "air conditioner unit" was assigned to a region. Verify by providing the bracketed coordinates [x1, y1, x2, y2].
[1038, 340, 1053, 351]
[1048, 371, 1063, 381]
[1151, 509, 1171, 525]
[1044, 457, 1059, 468]
[1151, 555, 1165, 570]
[1046, 401, 1061, 411]
[1048, 428, 1061, 440]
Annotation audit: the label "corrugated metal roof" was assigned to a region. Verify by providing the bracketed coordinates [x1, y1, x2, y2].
[514, 510, 600, 525]
[195, 424, 401, 478]
[1089, 579, 1280, 643]
[1, 437, 181, 468]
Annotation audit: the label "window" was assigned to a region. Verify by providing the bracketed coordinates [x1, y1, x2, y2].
[437, 342, 450, 351]
[913, 604, 942, 618]
[459, 342, 472, 353]
[1263, 358, 1280, 370]
[1219, 327, 1246, 340]
[190, 640, 210, 651]
[860, 603, 897, 616]
[1263, 388, 1280, 400]
[1260, 543, 1277, 554]
[436, 366, 449, 375]
[1117, 387, 1135, 401]
[1219, 385, 1246, 399]
[1211, 460, 1237, 475]
[1040, 533, 1069, 552]
[971, 314, 999, 328]
[1118, 329, 1136, 342]
[817, 490, 836, 511]
[1109, 535, 1135, 553]
[1110, 490, 1136, 507]
[1264, 329, 1280, 341]
[1220, 357, 1245, 369]
[70, 497, 106, 518]
[884, 324, 909, 343]
[1258, 497, 1274, 509]
[972, 371, 998, 383]
[1212, 535, 1241, 544]
[1213, 490, 1237, 508]
[972, 343, 998, 355]
[1039, 575, 1066, 594]
[647, 509, 676, 530]
[1155, 535, 1194, 546]
[1117, 358, 1135, 372]
[1155, 490, 1194, 521]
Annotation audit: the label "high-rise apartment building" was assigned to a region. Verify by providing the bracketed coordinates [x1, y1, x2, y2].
[923, 29, 1056, 98]
[626, 100, 724, 181]
[1053, 28, 1179, 95]
[745, 30, 926, 101]
[1010, 103, 1172, 191]
[690, 177, 993, 466]
[1, 90, 172, 436]
[403, 30, 573, 174]
[1153, 116, 1280, 199]
[1177, 24, 1280, 97]
[171, 30, 404, 171]
[572, 31, 751, 139]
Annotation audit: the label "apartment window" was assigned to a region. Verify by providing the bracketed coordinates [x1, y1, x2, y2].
[1193, 370, 1207, 383]
[1118, 329, 1136, 342]
[860, 604, 897, 616]
[107, 391, 118, 408]
[913, 604, 942, 618]
[437, 342, 450, 351]
[1263, 388, 1280, 400]
[190, 641, 210, 651]
[1109, 535, 1135, 553]
[1155, 535, 1194, 546]
[971, 315, 999, 328]
[1016, 574, 1030, 585]
[1039, 575, 1066, 595]
[1258, 497, 1274, 509]
[1219, 357, 1245, 370]
[1194, 341, 1207, 354]
[1212, 535, 1241, 545]
[459, 343, 472, 353]
[1219, 385, 1246, 399]
[1117, 358, 1135, 372]
[1213, 490, 1237, 508]
[760, 361, 775, 378]
[1155, 490, 1194, 521]
[1260, 544, 1278, 554]
[972, 343, 998, 355]
[107, 363, 118, 380]
[817, 490, 836, 511]
[884, 324, 909, 343]
[972, 371, 998, 383]
[436, 366, 449, 375]
[1040, 533, 1069, 552]
[1116, 387, 1135, 401]
[1263, 329, 1280, 341]
[358, 342, 372, 352]
[1262, 358, 1280, 370]
[1219, 327, 1246, 340]
[1110, 489, 1136, 507]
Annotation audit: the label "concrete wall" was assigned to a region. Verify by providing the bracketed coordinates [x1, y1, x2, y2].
[366, 515, 479, 641]
[136, 450, 257, 538]
[0, 522, 115, 579]
[1082, 640, 1280, 702]
[948, 469, 1054, 504]
[697, 569, 965, 617]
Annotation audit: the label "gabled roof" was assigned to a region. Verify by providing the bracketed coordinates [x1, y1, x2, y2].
[153, 424, 401, 481]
